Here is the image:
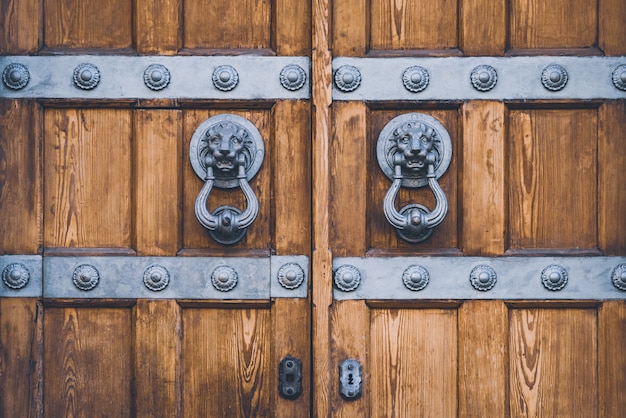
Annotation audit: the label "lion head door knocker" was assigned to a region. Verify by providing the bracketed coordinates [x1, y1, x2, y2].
[190, 114, 265, 244]
[376, 113, 452, 243]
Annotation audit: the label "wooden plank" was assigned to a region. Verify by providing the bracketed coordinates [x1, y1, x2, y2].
[599, 0, 626, 55]
[44, 307, 132, 417]
[509, 308, 597, 417]
[598, 101, 626, 255]
[43, 0, 132, 49]
[183, 308, 271, 417]
[329, 301, 370, 417]
[459, 301, 507, 417]
[508, 109, 597, 251]
[0, 299, 43, 418]
[370, 308, 457, 417]
[182, 109, 271, 252]
[330, 102, 368, 256]
[332, 0, 368, 55]
[509, 0, 597, 51]
[0, 0, 41, 53]
[43, 108, 132, 250]
[459, 0, 505, 55]
[0, 100, 41, 254]
[370, 0, 458, 51]
[272, 101, 311, 255]
[134, 300, 181, 418]
[135, 0, 181, 54]
[183, 0, 271, 50]
[275, 0, 310, 55]
[134, 110, 182, 256]
[462, 101, 505, 255]
[599, 301, 626, 416]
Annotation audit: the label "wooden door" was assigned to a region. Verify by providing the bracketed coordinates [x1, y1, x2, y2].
[313, 0, 626, 417]
[1, 0, 311, 417]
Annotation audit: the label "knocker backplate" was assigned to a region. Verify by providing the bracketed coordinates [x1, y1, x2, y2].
[189, 114, 265, 189]
[377, 113, 452, 188]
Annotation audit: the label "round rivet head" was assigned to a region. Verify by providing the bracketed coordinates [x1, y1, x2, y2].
[470, 65, 497, 92]
[541, 64, 568, 91]
[143, 264, 170, 292]
[334, 265, 361, 292]
[277, 262, 305, 290]
[541, 264, 568, 291]
[611, 64, 626, 91]
[72, 264, 99, 291]
[280, 64, 307, 91]
[143, 64, 170, 91]
[2, 263, 30, 290]
[212, 65, 239, 91]
[611, 264, 626, 291]
[2, 63, 30, 90]
[73, 63, 100, 90]
[211, 265, 238, 292]
[402, 265, 429, 291]
[334, 65, 361, 92]
[470, 265, 497, 291]
[402, 66, 429, 93]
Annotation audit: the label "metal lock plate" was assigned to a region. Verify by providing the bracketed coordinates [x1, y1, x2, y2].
[279, 356, 303, 400]
[339, 359, 362, 400]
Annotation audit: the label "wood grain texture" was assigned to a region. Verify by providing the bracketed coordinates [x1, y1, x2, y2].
[0, 299, 43, 418]
[183, 308, 271, 417]
[599, 301, 626, 416]
[508, 109, 597, 251]
[460, 0, 505, 55]
[330, 102, 368, 256]
[599, 0, 626, 55]
[370, 308, 457, 417]
[509, 0, 597, 51]
[182, 109, 271, 252]
[370, 0, 458, 51]
[369, 109, 459, 252]
[44, 307, 132, 418]
[459, 301, 508, 417]
[275, 0, 310, 55]
[134, 300, 182, 418]
[44, 0, 132, 49]
[135, 0, 182, 54]
[134, 110, 182, 256]
[272, 101, 311, 255]
[598, 101, 626, 255]
[0, 0, 41, 53]
[183, 0, 271, 50]
[0, 100, 41, 254]
[462, 102, 505, 255]
[44, 108, 132, 249]
[330, 301, 370, 417]
[509, 308, 597, 417]
[332, 0, 368, 55]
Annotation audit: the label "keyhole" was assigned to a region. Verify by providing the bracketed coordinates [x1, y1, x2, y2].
[286, 373, 294, 383]
[348, 373, 354, 385]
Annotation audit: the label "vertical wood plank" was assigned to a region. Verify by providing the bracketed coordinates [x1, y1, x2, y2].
[44, 307, 132, 418]
[134, 110, 182, 256]
[330, 102, 368, 256]
[44, 108, 132, 249]
[135, 0, 181, 54]
[0, 0, 41, 53]
[509, 308, 597, 417]
[460, 0, 506, 55]
[272, 101, 311, 255]
[330, 301, 370, 417]
[599, 0, 626, 55]
[275, 0, 310, 55]
[459, 301, 508, 417]
[598, 101, 626, 254]
[462, 102, 505, 255]
[0, 100, 41, 254]
[599, 301, 626, 417]
[332, 0, 368, 55]
[0, 299, 43, 418]
[370, 309, 457, 417]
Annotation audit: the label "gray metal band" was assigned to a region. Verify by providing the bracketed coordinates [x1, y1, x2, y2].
[332, 56, 626, 101]
[333, 257, 626, 300]
[0, 255, 42, 297]
[0, 56, 310, 100]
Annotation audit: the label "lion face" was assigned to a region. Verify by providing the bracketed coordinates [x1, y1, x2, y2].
[392, 122, 437, 173]
[204, 122, 248, 172]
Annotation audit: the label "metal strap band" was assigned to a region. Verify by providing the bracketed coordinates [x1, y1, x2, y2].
[332, 56, 626, 101]
[0, 56, 310, 100]
[333, 257, 626, 300]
